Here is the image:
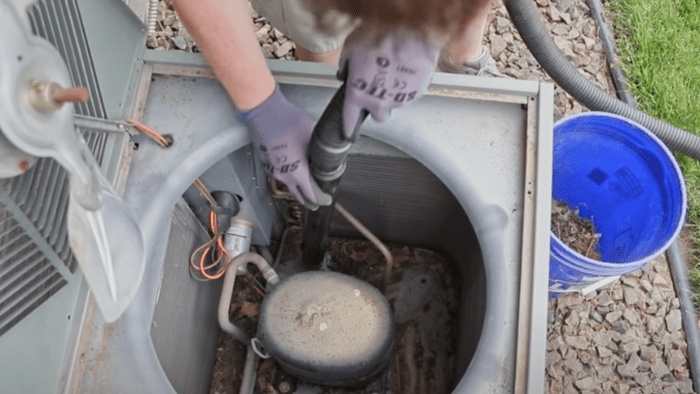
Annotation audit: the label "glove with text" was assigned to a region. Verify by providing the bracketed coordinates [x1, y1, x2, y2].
[340, 26, 442, 138]
[238, 86, 332, 210]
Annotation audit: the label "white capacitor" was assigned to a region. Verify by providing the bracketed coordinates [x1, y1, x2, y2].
[224, 218, 253, 275]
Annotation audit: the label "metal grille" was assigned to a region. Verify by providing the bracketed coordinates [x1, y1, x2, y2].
[2, 158, 76, 271]
[27, 0, 107, 119]
[0, 130, 106, 272]
[0, 129, 107, 336]
[0, 205, 67, 337]
[0, 0, 111, 337]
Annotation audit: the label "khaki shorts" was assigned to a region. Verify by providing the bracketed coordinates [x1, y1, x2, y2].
[249, 0, 357, 53]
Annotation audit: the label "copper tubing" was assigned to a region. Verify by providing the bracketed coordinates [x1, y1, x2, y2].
[124, 119, 171, 147]
[334, 203, 393, 293]
[193, 178, 216, 206]
[53, 86, 89, 103]
[189, 211, 233, 279]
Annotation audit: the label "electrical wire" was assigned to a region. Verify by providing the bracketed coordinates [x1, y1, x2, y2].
[193, 178, 216, 206]
[189, 210, 233, 280]
[124, 119, 171, 147]
[122, 119, 233, 280]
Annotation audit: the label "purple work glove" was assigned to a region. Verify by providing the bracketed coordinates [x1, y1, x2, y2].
[237, 86, 332, 210]
[340, 26, 442, 138]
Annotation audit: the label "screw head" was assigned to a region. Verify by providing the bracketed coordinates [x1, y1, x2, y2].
[278, 381, 291, 393]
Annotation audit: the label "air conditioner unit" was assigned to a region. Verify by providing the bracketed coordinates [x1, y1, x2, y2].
[0, 1, 553, 393]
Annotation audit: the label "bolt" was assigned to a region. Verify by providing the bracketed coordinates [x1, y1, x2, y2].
[18, 160, 29, 172]
[278, 381, 291, 393]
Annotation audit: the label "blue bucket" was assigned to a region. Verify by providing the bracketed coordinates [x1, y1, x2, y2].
[549, 112, 687, 297]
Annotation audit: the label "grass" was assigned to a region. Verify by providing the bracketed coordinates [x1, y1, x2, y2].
[606, 0, 700, 301]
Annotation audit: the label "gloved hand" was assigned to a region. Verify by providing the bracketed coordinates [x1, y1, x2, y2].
[237, 86, 332, 210]
[340, 25, 442, 138]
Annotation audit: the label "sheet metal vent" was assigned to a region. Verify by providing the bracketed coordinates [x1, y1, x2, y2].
[0, 129, 107, 337]
[27, 0, 107, 119]
[0, 0, 109, 337]
[0, 205, 67, 337]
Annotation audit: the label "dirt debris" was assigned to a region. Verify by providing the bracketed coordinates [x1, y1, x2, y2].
[210, 335, 245, 394]
[551, 200, 602, 261]
[327, 239, 461, 394]
[209, 265, 266, 394]
[209, 236, 460, 394]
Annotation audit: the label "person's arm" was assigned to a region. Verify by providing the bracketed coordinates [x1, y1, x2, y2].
[171, 0, 275, 110]
[171, 0, 332, 210]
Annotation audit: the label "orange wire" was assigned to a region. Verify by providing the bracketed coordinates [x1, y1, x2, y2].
[189, 210, 233, 280]
[244, 272, 266, 297]
[194, 178, 216, 206]
[199, 242, 231, 280]
[189, 238, 215, 269]
[209, 211, 218, 233]
[124, 119, 171, 147]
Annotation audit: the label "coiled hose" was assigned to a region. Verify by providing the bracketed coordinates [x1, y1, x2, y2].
[505, 0, 700, 161]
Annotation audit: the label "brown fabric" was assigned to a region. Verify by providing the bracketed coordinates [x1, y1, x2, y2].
[304, 0, 490, 35]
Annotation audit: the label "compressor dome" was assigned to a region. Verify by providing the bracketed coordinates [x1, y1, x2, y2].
[257, 270, 395, 387]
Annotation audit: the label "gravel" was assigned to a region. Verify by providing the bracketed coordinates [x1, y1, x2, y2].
[146, 0, 198, 52]
[547, 257, 694, 393]
[146, 0, 696, 392]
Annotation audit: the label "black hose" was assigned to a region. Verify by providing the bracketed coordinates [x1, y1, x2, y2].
[668, 240, 700, 391]
[585, 0, 636, 105]
[303, 82, 368, 266]
[505, 0, 700, 161]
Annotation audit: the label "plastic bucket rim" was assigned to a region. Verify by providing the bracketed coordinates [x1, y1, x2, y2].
[551, 111, 688, 269]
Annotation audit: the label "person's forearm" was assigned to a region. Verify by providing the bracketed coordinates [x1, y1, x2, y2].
[171, 0, 275, 110]
[443, 0, 491, 63]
